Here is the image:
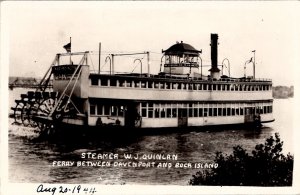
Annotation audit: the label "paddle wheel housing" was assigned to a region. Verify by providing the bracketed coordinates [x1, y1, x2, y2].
[11, 52, 90, 135]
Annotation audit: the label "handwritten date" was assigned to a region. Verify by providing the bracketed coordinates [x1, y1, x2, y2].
[37, 184, 96, 195]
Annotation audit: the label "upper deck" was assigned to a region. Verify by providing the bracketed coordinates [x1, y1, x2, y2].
[86, 72, 273, 102]
[50, 34, 273, 102]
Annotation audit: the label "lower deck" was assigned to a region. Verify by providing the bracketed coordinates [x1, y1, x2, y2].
[86, 100, 274, 128]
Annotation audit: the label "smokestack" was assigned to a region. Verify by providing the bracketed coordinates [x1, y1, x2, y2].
[209, 33, 220, 79]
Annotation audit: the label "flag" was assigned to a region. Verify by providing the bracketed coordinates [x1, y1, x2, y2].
[63, 42, 71, 53]
[248, 57, 253, 63]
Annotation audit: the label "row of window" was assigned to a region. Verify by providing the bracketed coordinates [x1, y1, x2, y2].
[141, 103, 272, 118]
[89, 102, 273, 118]
[90, 104, 124, 117]
[90, 78, 271, 91]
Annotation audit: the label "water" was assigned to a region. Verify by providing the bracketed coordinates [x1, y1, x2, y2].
[8, 88, 294, 185]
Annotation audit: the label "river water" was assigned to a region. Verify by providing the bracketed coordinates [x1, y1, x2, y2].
[8, 88, 294, 185]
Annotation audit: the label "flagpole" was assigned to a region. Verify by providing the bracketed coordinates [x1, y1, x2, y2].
[70, 37, 72, 65]
[98, 42, 101, 74]
[252, 50, 256, 79]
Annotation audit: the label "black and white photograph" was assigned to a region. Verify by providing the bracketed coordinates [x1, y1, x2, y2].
[1, 1, 299, 195]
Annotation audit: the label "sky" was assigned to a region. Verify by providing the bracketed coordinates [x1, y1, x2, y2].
[2, 1, 300, 86]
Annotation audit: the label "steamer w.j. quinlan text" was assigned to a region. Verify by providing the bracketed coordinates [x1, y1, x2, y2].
[10, 34, 274, 137]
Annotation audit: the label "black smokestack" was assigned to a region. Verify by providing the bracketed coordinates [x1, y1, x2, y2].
[211, 34, 218, 70]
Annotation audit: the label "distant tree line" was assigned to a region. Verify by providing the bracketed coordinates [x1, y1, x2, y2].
[189, 133, 293, 186]
[9, 76, 53, 89]
[273, 86, 294, 99]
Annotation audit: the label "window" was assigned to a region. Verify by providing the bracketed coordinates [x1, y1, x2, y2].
[126, 80, 132, 87]
[166, 108, 172, 118]
[213, 108, 217, 116]
[232, 108, 235, 116]
[208, 84, 212, 90]
[227, 108, 231, 116]
[141, 81, 147, 88]
[230, 85, 234, 91]
[177, 83, 182, 90]
[236, 108, 239, 115]
[172, 83, 177, 89]
[189, 108, 193, 117]
[223, 108, 226, 116]
[110, 79, 117, 86]
[148, 107, 153, 118]
[199, 108, 203, 117]
[155, 109, 160, 118]
[91, 78, 99, 86]
[101, 78, 108, 86]
[235, 85, 239, 91]
[134, 81, 140, 88]
[104, 105, 110, 115]
[213, 84, 216, 91]
[160, 82, 165, 89]
[97, 104, 103, 115]
[118, 106, 124, 116]
[218, 108, 222, 116]
[142, 108, 147, 117]
[204, 108, 208, 117]
[119, 80, 125, 87]
[111, 106, 118, 116]
[198, 84, 202, 90]
[90, 105, 96, 115]
[193, 84, 197, 90]
[240, 107, 244, 115]
[166, 82, 171, 89]
[193, 108, 198, 117]
[172, 107, 177, 117]
[208, 108, 212, 116]
[161, 109, 166, 118]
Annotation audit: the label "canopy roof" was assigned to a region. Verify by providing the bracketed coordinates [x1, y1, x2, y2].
[163, 41, 201, 56]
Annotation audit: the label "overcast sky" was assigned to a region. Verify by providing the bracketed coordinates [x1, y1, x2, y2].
[2, 1, 300, 86]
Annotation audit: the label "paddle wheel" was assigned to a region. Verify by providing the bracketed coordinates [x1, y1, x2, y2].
[10, 52, 88, 136]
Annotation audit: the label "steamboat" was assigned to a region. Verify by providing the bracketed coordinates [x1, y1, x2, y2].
[11, 34, 274, 136]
